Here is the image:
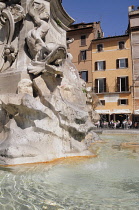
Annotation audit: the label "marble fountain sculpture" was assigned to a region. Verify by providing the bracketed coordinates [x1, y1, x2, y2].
[0, 0, 100, 165]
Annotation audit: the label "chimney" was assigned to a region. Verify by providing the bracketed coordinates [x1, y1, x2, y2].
[128, 5, 134, 13]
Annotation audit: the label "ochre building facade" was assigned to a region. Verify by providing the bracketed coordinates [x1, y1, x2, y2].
[67, 22, 103, 87]
[92, 35, 133, 123]
[67, 6, 139, 126]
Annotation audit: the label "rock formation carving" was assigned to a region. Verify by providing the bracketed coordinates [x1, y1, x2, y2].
[0, 0, 100, 165]
[0, 1, 25, 72]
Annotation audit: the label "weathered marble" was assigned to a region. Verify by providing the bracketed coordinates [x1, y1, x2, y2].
[0, 0, 100, 165]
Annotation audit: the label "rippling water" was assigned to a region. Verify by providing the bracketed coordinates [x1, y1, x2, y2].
[0, 133, 139, 209]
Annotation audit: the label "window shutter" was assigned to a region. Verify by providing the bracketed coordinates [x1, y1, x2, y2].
[103, 61, 106, 70]
[95, 79, 98, 93]
[80, 51, 82, 60]
[86, 71, 88, 82]
[126, 99, 128, 105]
[78, 53, 81, 62]
[126, 76, 129, 91]
[84, 51, 87, 60]
[95, 62, 98, 71]
[104, 78, 106, 92]
[125, 58, 128, 68]
[118, 99, 120, 105]
[117, 77, 120, 92]
[116, 59, 119, 69]
[119, 42, 122, 49]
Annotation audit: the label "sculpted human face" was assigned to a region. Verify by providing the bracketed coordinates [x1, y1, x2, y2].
[40, 11, 49, 20]
[37, 3, 49, 20]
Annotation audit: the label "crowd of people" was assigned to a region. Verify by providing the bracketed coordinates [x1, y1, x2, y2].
[95, 119, 134, 129]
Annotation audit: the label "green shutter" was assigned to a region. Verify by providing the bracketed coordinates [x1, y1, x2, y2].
[103, 61, 106, 70]
[126, 58, 128, 68]
[126, 76, 129, 91]
[116, 59, 119, 69]
[95, 79, 98, 93]
[104, 78, 106, 92]
[95, 62, 97, 71]
[117, 77, 120, 92]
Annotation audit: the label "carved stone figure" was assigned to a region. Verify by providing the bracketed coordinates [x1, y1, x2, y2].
[26, 0, 67, 76]
[0, 0, 100, 165]
[0, 1, 24, 72]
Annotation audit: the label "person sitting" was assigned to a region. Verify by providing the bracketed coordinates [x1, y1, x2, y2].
[127, 120, 132, 129]
[109, 120, 114, 129]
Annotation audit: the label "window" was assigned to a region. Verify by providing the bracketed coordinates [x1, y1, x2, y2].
[97, 30, 101, 38]
[95, 61, 106, 71]
[81, 35, 86, 46]
[119, 41, 125, 50]
[116, 58, 128, 68]
[80, 50, 87, 60]
[118, 99, 128, 105]
[117, 76, 129, 92]
[97, 44, 103, 52]
[79, 71, 88, 82]
[95, 78, 106, 93]
[100, 100, 105, 106]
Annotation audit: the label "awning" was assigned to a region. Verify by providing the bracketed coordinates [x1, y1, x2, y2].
[134, 110, 139, 115]
[95, 109, 131, 114]
[95, 110, 110, 114]
[112, 109, 131, 114]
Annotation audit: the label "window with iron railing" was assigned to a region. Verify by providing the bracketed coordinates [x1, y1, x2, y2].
[94, 78, 107, 93]
[116, 76, 129, 92]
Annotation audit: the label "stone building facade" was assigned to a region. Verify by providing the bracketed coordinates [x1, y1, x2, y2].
[128, 6, 139, 123]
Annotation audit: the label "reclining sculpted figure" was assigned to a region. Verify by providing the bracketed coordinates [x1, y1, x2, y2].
[26, 0, 67, 76]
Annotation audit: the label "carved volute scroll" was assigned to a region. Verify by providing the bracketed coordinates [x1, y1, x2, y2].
[0, 1, 25, 72]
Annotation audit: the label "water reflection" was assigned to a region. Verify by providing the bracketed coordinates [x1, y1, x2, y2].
[0, 134, 139, 209]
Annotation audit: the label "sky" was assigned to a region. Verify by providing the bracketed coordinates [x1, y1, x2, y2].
[62, 0, 139, 37]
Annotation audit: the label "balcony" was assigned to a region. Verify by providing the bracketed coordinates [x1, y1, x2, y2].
[93, 85, 131, 94]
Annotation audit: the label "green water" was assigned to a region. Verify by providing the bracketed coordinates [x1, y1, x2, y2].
[0, 134, 139, 210]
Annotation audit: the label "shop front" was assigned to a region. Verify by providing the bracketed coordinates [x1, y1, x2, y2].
[96, 109, 132, 128]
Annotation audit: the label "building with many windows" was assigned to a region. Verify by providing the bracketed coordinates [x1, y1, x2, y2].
[67, 22, 103, 87]
[67, 5, 139, 126]
[92, 35, 133, 123]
